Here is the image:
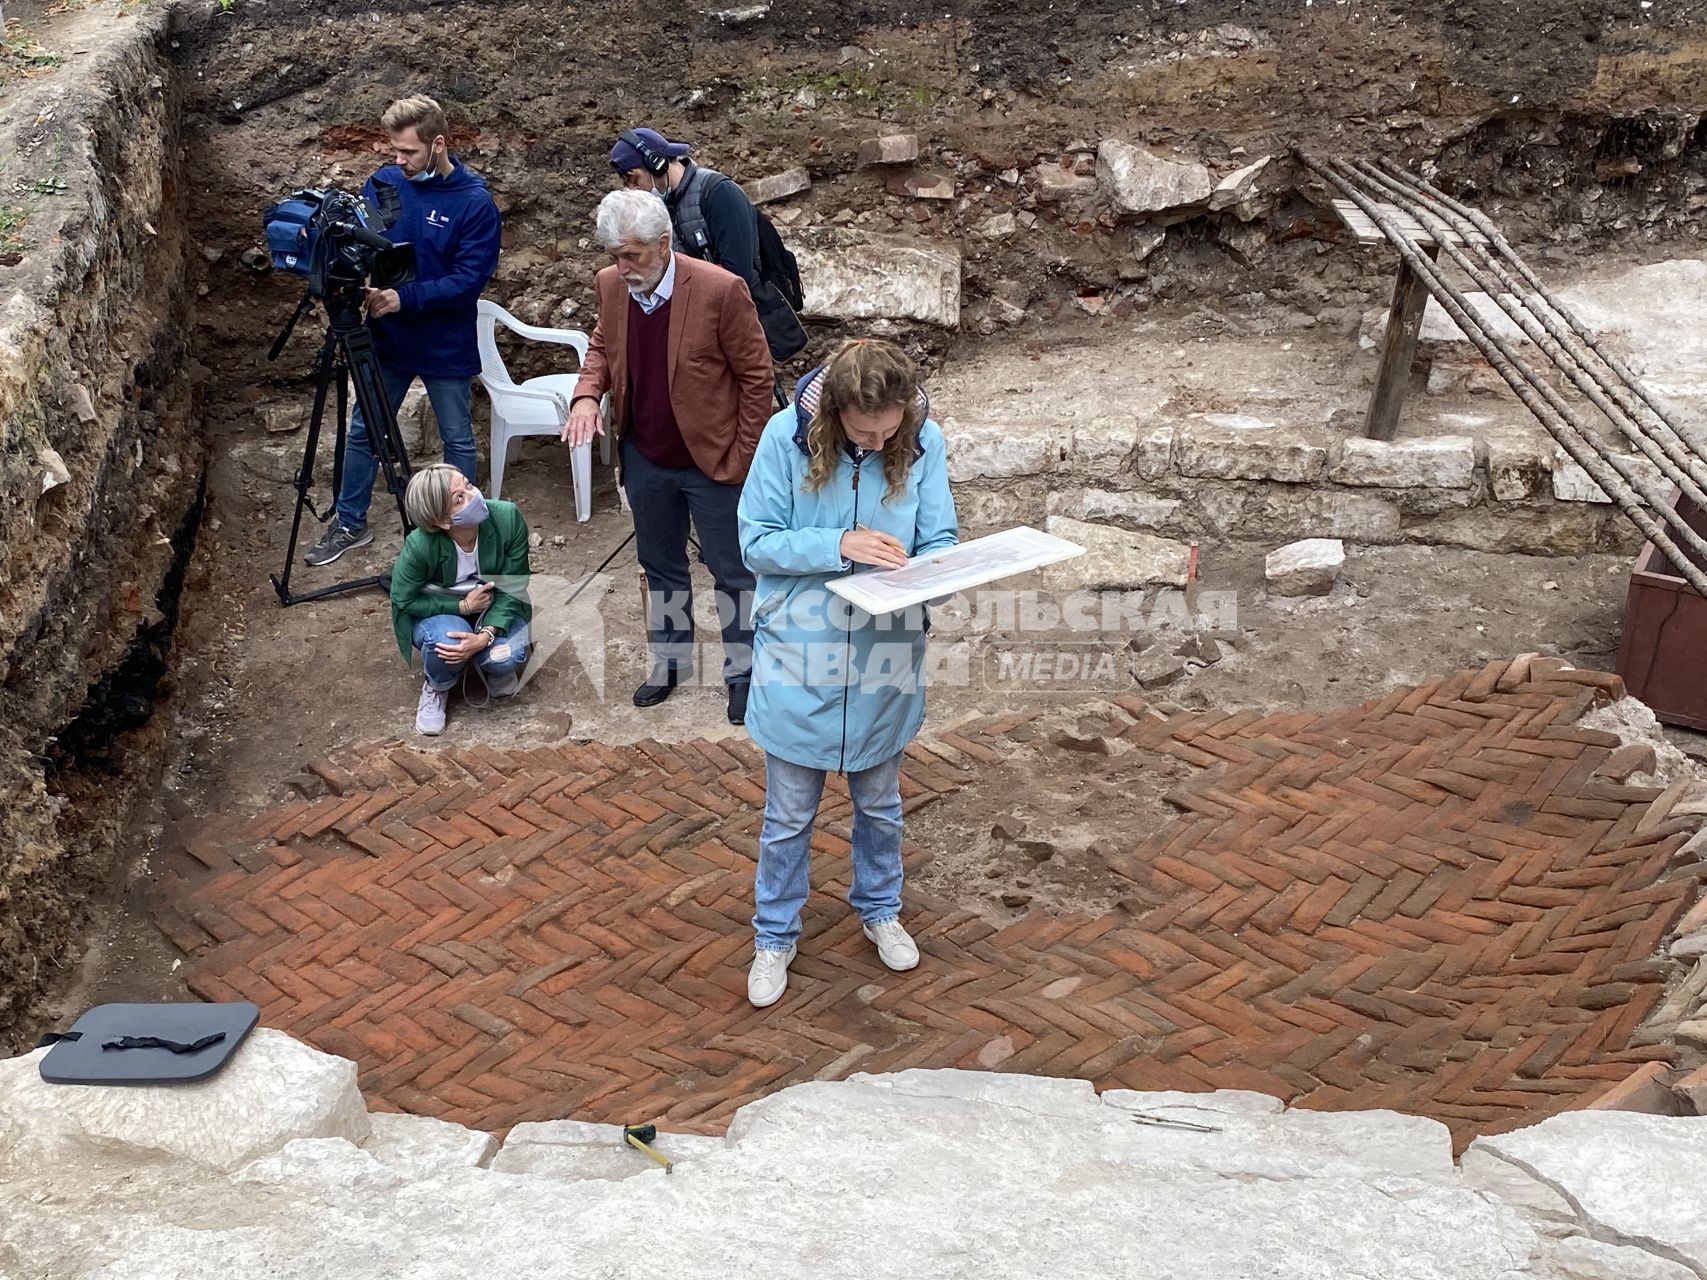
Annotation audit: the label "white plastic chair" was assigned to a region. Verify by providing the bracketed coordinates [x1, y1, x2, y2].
[475, 300, 611, 520]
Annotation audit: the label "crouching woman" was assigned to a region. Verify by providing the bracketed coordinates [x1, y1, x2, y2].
[736, 338, 958, 1008]
[389, 462, 533, 736]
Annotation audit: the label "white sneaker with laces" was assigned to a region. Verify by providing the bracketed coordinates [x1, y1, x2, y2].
[747, 944, 797, 1008]
[415, 680, 448, 736]
[862, 919, 919, 971]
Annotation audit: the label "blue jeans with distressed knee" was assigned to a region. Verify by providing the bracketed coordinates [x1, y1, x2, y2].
[413, 614, 530, 691]
[752, 751, 904, 952]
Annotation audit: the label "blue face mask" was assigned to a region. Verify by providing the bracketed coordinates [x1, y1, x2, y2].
[449, 488, 488, 528]
[409, 143, 441, 182]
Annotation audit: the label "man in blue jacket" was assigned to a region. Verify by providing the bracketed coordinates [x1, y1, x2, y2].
[306, 95, 502, 566]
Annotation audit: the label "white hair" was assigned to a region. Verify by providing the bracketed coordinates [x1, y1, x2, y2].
[595, 189, 672, 248]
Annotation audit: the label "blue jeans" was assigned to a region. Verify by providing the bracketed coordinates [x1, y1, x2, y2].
[620, 434, 754, 685]
[752, 751, 903, 952]
[336, 368, 477, 530]
[413, 614, 530, 691]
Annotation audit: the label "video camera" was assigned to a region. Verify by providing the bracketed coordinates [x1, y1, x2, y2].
[261, 186, 417, 304]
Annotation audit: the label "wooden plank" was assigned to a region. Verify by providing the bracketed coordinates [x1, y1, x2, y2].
[1332, 199, 1488, 248]
[1362, 245, 1441, 441]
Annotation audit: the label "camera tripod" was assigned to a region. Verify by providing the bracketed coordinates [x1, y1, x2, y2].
[267, 289, 414, 606]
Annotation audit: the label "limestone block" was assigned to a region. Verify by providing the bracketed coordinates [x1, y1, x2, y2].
[856, 134, 919, 167]
[1552, 447, 1666, 504]
[1047, 488, 1181, 531]
[1105, 1096, 1457, 1184]
[0, 1029, 369, 1172]
[943, 421, 1062, 482]
[743, 167, 811, 205]
[492, 1118, 723, 1181]
[1069, 419, 1138, 477]
[976, 211, 1019, 239]
[793, 229, 960, 328]
[952, 485, 1037, 532]
[237, 1137, 404, 1194]
[1208, 155, 1272, 218]
[1042, 515, 1191, 591]
[257, 401, 302, 434]
[1135, 425, 1175, 480]
[362, 1111, 497, 1176]
[1541, 1236, 1698, 1280]
[1096, 139, 1212, 216]
[1472, 1110, 1707, 1272]
[1488, 436, 1552, 501]
[1330, 436, 1475, 489]
[1101, 1089, 1283, 1117]
[1176, 417, 1327, 484]
[1246, 489, 1402, 543]
[1265, 538, 1344, 596]
[1458, 1146, 1578, 1237]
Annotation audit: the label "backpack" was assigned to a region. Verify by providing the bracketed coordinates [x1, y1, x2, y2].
[756, 212, 804, 314]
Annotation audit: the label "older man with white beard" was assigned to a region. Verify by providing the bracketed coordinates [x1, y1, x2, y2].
[560, 189, 773, 724]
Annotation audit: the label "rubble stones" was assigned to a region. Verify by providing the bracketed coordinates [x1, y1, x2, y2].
[743, 167, 811, 204]
[1096, 139, 1213, 217]
[1265, 538, 1345, 597]
[1030, 158, 1099, 202]
[856, 134, 919, 167]
[887, 171, 955, 200]
[1331, 436, 1476, 489]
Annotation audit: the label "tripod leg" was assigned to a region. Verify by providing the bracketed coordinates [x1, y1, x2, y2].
[272, 327, 343, 605]
[340, 324, 414, 535]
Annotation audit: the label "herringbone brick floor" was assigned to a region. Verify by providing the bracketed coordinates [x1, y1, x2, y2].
[154, 656, 1703, 1143]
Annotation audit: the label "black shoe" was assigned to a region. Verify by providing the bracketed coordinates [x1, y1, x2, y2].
[304, 522, 372, 567]
[727, 683, 749, 725]
[633, 667, 680, 708]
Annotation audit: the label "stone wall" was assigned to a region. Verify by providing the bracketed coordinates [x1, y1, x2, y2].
[0, 8, 204, 1041]
[943, 412, 1644, 556]
[4, 1036, 1707, 1278]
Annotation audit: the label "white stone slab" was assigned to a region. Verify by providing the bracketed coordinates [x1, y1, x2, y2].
[794, 229, 961, 327]
[1042, 515, 1192, 590]
[1472, 1110, 1707, 1273]
[1265, 538, 1345, 596]
[1096, 139, 1213, 215]
[1331, 436, 1476, 489]
[0, 1028, 368, 1172]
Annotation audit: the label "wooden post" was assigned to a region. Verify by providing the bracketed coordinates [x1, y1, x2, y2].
[1362, 243, 1441, 441]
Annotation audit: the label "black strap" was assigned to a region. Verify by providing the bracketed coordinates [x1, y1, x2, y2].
[101, 1032, 227, 1055]
[36, 1030, 82, 1048]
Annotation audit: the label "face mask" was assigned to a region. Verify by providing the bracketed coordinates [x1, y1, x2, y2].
[449, 488, 488, 528]
[409, 144, 440, 182]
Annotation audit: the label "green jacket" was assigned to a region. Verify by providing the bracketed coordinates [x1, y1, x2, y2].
[389, 498, 533, 660]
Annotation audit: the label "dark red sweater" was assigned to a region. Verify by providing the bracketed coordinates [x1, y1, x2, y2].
[625, 297, 695, 469]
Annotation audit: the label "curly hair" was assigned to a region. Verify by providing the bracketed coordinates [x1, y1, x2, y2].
[802, 339, 925, 503]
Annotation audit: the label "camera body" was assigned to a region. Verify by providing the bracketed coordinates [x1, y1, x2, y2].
[262, 186, 417, 303]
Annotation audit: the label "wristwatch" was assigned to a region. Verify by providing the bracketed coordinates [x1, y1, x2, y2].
[478, 625, 499, 646]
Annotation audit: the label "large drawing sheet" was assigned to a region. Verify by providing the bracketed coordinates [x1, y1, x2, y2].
[827, 526, 1085, 615]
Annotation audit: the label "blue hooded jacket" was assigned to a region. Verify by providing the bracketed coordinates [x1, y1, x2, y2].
[737, 367, 959, 773]
[362, 158, 501, 379]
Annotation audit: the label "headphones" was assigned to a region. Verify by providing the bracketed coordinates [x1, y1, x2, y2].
[618, 129, 672, 176]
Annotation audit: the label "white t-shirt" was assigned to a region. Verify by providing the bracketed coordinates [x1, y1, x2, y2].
[454, 543, 480, 586]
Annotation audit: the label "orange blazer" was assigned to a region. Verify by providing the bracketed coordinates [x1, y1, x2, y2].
[572, 253, 774, 485]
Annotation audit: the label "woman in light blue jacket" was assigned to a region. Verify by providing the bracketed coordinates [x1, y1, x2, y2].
[737, 338, 958, 1009]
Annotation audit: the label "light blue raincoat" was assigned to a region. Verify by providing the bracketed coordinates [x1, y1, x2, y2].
[737, 369, 959, 773]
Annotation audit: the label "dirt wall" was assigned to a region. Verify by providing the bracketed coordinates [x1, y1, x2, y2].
[0, 8, 204, 1043]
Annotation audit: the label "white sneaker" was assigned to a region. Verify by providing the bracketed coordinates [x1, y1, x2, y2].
[862, 919, 919, 972]
[747, 945, 796, 1008]
[415, 680, 448, 736]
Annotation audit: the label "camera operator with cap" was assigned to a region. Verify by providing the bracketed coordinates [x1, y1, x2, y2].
[610, 127, 761, 297]
[305, 95, 502, 568]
